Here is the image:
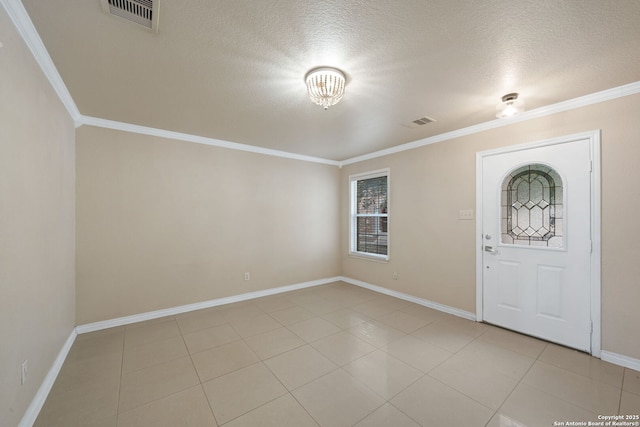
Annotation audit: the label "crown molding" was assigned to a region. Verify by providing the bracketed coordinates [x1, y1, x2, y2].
[4, 0, 640, 167]
[84, 81, 640, 168]
[339, 81, 640, 166]
[0, 0, 81, 124]
[79, 115, 341, 166]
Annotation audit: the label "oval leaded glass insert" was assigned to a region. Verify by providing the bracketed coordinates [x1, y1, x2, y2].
[501, 164, 564, 248]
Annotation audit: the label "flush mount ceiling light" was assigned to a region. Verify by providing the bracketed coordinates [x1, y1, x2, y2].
[305, 67, 346, 110]
[496, 92, 525, 118]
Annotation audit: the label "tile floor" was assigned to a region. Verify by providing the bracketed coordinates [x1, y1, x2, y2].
[34, 282, 640, 426]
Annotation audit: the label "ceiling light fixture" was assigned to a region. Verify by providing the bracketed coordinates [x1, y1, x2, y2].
[305, 67, 346, 110]
[496, 92, 524, 118]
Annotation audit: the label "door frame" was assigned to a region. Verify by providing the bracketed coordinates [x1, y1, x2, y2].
[475, 130, 601, 356]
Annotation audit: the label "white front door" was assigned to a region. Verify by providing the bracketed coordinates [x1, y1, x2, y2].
[479, 135, 597, 352]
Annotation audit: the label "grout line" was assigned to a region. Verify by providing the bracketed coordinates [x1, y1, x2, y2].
[182, 315, 219, 425]
[618, 368, 626, 414]
[115, 328, 126, 420]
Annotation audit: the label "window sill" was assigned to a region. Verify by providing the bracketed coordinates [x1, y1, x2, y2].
[348, 252, 389, 263]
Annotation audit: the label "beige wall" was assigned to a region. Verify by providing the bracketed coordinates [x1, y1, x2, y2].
[341, 93, 640, 361]
[0, 7, 76, 427]
[75, 126, 341, 324]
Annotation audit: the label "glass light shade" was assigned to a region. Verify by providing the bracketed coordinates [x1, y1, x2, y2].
[305, 67, 346, 110]
[496, 93, 524, 118]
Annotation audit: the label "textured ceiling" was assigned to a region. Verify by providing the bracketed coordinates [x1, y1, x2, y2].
[20, 0, 640, 161]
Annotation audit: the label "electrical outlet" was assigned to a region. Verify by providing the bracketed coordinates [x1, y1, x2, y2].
[21, 359, 28, 385]
[244, 272, 250, 281]
[392, 272, 398, 280]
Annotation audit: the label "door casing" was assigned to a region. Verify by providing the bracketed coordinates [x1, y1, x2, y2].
[475, 130, 601, 356]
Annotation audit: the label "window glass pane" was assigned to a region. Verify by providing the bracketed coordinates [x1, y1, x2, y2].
[356, 176, 387, 215]
[356, 217, 388, 255]
[501, 164, 563, 248]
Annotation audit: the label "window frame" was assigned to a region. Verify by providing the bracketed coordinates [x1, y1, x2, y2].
[349, 169, 390, 261]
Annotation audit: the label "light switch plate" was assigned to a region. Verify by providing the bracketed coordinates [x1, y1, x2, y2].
[459, 209, 474, 220]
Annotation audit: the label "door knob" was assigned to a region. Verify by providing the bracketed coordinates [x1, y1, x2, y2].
[484, 246, 497, 253]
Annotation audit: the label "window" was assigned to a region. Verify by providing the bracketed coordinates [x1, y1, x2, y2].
[349, 169, 389, 260]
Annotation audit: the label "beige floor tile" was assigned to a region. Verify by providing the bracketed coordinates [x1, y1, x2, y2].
[382, 334, 452, 373]
[228, 312, 282, 338]
[287, 317, 341, 342]
[311, 331, 377, 366]
[35, 407, 117, 427]
[620, 391, 640, 413]
[223, 394, 319, 427]
[123, 320, 181, 349]
[218, 302, 265, 323]
[322, 308, 371, 329]
[51, 351, 122, 393]
[299, 298, 343, 315]
[119, 356, 200, 412]
[66, 329, 124, 364]
[523, 361, 621, 414]
[264, 344, 337, 390]
[122, 334, 188, 373]
[117, 386, 217, 427]
[452, 339, 536, 380]
[244, 326, 305, 359]
[343, 350, 423, 399]
[175, 308, 227, 335]
[485, 382, 598, 427]
[293, 369, 385, 427]
[46, 367, 121, 408]
[391, 376, 494, 427]
[377, 310, 430, 333]
[354, 403, 420, 427]
[539, 343, 624, 388]
[269, 305, 316, 325]
[348, 320, 406, 348]
[35, 376, 120, 427]
[286, 292, 327, 307]
[624, 368, 640, 395]
[203, 362, 287, 425]
[182, 323, 240, 354]
[476, 326, 548, 359]
[351, 299, 399, 318]
[253, 295, 297, 313]
[317, 287, 377, 307]
[411, 317, 487, 352]
[191, 339, 259, 382]
[429, 352, 520, 409]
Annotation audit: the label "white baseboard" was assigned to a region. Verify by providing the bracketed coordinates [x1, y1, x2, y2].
[18, 329, 77, 427]
[601, 350, 640, 371]
[76, 276, 343, 334]
[338, 276, 476, 321]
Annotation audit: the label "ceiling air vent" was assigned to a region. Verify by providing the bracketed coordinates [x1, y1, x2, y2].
[101, 0, 159, 32]
[401, 115, 436, 129]
[412, 116, 436, 126]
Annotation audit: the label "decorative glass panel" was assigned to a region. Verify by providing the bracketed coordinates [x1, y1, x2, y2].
[501, 164, 563, 247]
